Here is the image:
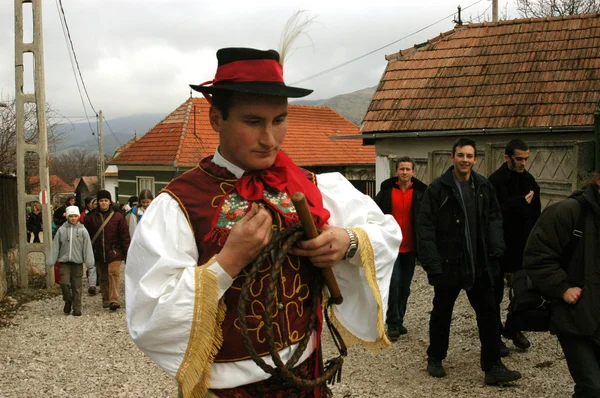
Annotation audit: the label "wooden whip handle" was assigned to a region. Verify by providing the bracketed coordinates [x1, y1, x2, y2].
[291, 192, 344, 305]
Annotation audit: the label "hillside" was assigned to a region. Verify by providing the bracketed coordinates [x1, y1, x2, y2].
[56, 87, 376, 155]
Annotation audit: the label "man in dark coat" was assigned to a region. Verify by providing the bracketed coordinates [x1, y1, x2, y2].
[417, 137, 521, 385]
[524, 171, 600, 397]
[84, 189, 130, 311]
[375, 156, 427, 340]
[489, 139, 541, 352]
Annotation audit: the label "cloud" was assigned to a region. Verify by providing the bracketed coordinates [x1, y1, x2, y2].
[1, 0, 519, 118]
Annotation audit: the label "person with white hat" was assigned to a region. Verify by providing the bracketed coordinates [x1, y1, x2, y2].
[47, 205, 94, 316]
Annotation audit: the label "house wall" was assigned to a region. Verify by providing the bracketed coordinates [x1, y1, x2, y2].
[375, 132, 596, 208]
[116, 168, 178, 203]
[105, 176, 119, 204]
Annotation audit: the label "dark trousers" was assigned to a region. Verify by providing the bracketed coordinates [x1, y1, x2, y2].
[493, 270, 517, 338]
[427, 274, 501, 371]
[558, 334, 600, 397]
[386, 252, 416, 329]
[60, 262, 83, 313]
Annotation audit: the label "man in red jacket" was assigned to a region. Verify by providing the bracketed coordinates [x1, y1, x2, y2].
[84, 190, 130, 311]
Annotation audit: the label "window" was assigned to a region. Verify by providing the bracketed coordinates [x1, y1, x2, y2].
[137, 176, 155, 194]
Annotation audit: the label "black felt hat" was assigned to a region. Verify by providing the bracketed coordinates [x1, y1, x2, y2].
[189, 48, 312, 98]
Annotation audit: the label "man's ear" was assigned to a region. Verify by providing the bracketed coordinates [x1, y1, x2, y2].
[504, 154, 510, 162]
[209, 107, 222, 132]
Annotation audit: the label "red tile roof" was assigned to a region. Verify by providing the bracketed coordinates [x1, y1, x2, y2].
[111, 97, 374, 167]
[363, 12, 600, 133]
[29, 175, 72, 194]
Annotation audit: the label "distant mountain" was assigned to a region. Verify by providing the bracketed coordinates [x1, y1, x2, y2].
[54, 87, 377, 155]
[290, 99, 324, 105]
[319, 86, 377, 125]
[54, 113, 166, 155]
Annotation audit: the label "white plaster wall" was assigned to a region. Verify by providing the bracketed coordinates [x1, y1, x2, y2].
[105, 177, 118, 203]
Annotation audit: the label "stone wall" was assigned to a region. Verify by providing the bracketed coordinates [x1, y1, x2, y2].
[0, 243, 19, 301]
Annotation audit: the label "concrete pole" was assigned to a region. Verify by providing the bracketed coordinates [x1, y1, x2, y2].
[15, 0, 53, 288]
[492, 0, 498, 22]
[99, 110, 104, 189]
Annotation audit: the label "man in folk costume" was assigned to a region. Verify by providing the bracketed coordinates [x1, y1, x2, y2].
[126, 47, 401, 398]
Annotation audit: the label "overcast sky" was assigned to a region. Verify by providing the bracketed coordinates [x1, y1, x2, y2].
[0, 0, 518, 121]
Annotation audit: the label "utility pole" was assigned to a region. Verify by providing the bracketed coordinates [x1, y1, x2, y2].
[98, 110, 104, 189]
[15, 0, 53, 288]
[492, 0, 498, 22]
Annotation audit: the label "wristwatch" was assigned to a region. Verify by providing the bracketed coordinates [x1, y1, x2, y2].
[344, 228, 358, 260]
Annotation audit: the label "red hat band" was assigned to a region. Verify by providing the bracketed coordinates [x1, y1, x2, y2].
[212, 59, 284, 85]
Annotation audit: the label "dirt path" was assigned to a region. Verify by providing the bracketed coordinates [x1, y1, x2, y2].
[0, 266, 573, 397]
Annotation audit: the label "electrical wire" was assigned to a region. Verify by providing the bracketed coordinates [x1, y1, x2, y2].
[103, 117, 123, 148]
[54, 0, 96, 137]
[290, 0, 486, 85]
[57, 0, 97, 115]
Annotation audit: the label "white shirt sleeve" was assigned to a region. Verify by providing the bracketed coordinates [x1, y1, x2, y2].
[317, 172, 401, 342]
[125, 194, 234, 377]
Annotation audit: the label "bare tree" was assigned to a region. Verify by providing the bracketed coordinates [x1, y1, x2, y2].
[0, 96, 64, 176]
[49, 148, 105, 186]
[516, 0, 600, 18]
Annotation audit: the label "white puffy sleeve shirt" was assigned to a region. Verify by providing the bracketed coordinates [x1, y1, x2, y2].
[126, 172, 401, 390]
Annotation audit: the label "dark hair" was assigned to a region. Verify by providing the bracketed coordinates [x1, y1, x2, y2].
[505, 139, 529, 157]
[211, 91, 235, 120]
[84, 195, 95, 205]
[395, 156, 415, 170]
[64, 195, 75, 206]
[138, 189, 154, 201]
[452, 137, 477, 155]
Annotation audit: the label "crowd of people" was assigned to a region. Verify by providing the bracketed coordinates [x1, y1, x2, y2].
[44, 189, 153, 317]
[37, 46, 600, 398]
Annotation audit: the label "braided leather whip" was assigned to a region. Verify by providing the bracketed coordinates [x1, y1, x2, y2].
[237, 222, 348, 393]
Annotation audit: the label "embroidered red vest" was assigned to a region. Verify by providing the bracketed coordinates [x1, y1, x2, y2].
[162, 157, 318, 362]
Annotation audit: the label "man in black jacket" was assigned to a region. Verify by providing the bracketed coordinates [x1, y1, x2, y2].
[417, 137, 521, 385]
[524, 170, 600, 397]
[375, 156, 427, 340]
[489, 139, 541, 353]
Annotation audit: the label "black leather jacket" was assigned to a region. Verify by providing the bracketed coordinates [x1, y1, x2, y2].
[417, 167, 505, 289]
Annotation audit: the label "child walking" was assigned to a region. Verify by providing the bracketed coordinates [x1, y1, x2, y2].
[47, 205, 94, 316]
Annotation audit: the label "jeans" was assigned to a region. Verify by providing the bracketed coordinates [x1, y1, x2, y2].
[558, 334, 600, 397]
[60, 262, 83, 313]
[386, 252, 416, 330]
[427, 274, 501, 371]
[493, 270, 518, 338]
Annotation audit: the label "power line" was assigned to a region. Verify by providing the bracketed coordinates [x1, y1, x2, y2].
[54, 0, 96, 137]
[56, 0, 97, 115]
[290, 0, 486, 85]
[103, 117, 123, 148]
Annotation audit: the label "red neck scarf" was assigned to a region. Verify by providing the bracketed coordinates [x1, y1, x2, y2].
[234, 151, 330, 228]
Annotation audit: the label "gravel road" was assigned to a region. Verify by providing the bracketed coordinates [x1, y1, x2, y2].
[0, 265, 574, 397]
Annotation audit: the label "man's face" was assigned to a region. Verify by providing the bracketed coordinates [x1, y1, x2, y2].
[505, 149, 530, 173]
[67, 214, 79, 225]
[451, 145, 477, 178]
[396, 162, 415, 184]
[98, 198, 110, 211]
[210, 93, 288, 172]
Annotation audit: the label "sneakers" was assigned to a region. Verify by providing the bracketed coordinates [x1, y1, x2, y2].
[88, 286, 97, 296]
[511, 332, 531, 350]
[427, 357, 447, 378]
[499, 341, 510, 357]
[484, 361, 522, 385]
[63, 301, 72, 314]
[109, 303, 121, 311]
